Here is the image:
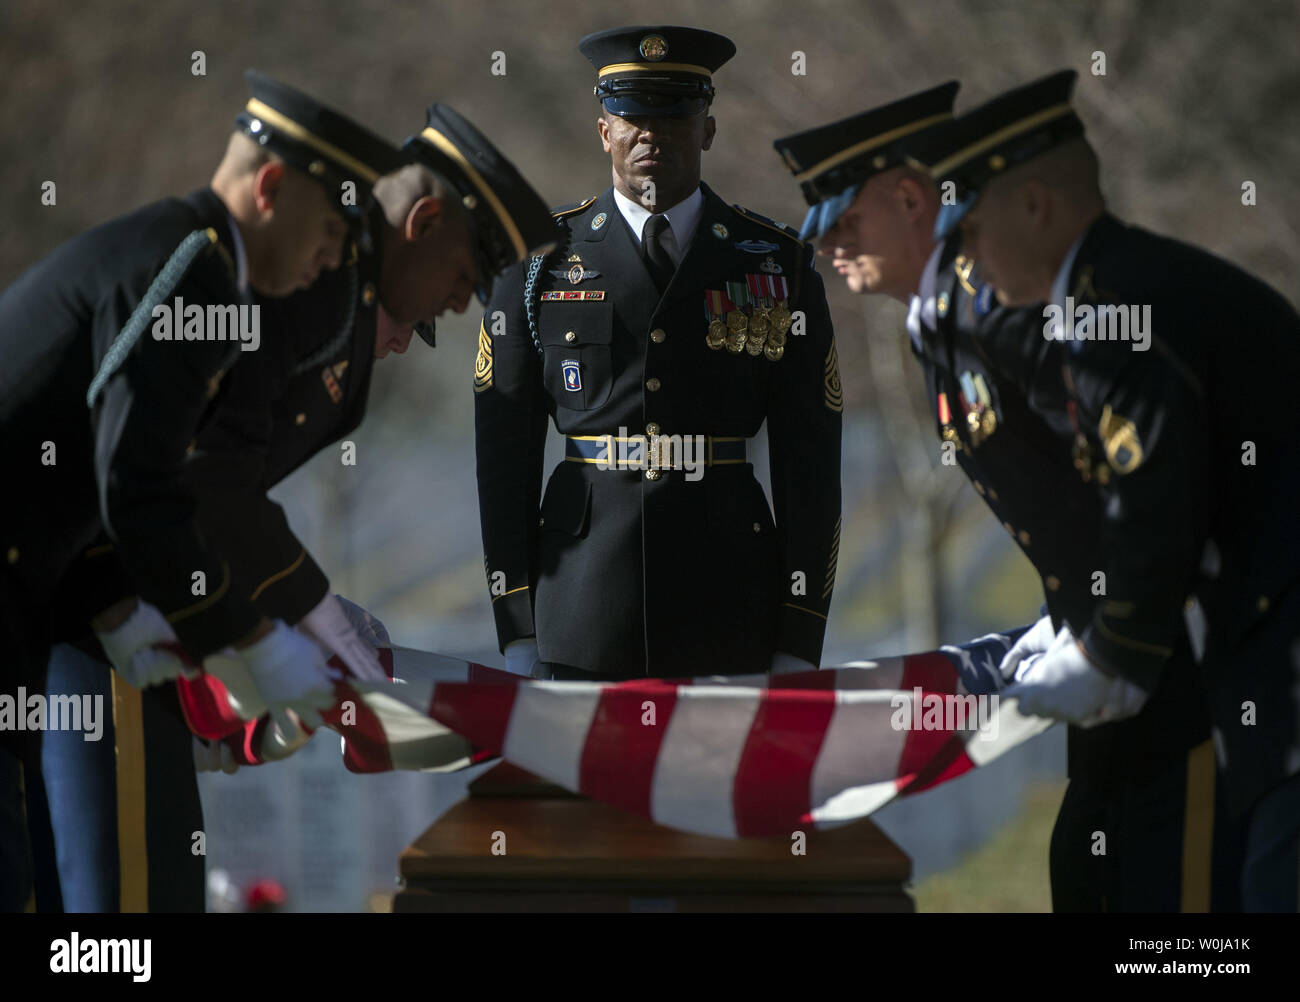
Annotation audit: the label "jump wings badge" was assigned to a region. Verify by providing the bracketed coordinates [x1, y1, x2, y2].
[550, 263, 602, 285]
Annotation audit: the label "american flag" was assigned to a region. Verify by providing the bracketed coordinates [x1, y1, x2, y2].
[176, 627, 1052, 839]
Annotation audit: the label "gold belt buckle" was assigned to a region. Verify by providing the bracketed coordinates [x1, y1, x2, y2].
[648, 435, 673, 471]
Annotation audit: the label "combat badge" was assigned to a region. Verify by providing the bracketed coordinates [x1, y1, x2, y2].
[735, 239, 780, 254]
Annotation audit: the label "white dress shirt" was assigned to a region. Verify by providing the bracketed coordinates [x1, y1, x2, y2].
[612, 185, 704, 266]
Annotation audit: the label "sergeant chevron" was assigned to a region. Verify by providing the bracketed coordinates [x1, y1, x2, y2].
[150, 295, 260, 351]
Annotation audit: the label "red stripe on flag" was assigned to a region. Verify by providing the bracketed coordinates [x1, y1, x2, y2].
[893, 651, 964, 791]
[733, 689, 836, 837]
[903, 739, 975, 795]
[175, 675, 245, 741]
[429, 680, 519, 754]
[579, 680, 680, 817]
[899, 651, 960, 694]
[320, 681, 396, 773]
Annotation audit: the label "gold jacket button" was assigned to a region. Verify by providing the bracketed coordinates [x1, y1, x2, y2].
[362, 283, 376, 306]
[1257, 595, 1270, 613]
[295, 412, 307, 425]
[752, 522, 762, 534]
[185, 439, 196, 455]
[650, 328, 666, 344]
[646, 422, 661, 436]
[646, 377, 661, 392]
[646, 469, 661, 481]
[538, 517, 545, 527]
[565, 330, 577, 343]
[1046, 575, 1061, 591]
[6, 546, 18, 565]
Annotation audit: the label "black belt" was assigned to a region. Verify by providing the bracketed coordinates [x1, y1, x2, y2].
[565, 434, 747, 469]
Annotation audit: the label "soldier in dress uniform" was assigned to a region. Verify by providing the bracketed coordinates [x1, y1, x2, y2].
[475, 25, 842, 680]
[0, 71, 404, 911]
[911, 70, 1299, 911]
[773, 82, 1239, 911]
[34, 102, 558, 912]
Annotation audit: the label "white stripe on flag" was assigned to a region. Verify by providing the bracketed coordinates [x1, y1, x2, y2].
[501, 681, 604, 790]
[966, 694, 1055, 767]
[650, 685, 763, 838]
[809, 689, 909, 825]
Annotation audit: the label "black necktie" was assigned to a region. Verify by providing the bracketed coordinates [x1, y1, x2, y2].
[641, 214, 675, 292]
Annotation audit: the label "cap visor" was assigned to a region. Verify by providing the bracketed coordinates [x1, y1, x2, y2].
[602, 95, 705, 118]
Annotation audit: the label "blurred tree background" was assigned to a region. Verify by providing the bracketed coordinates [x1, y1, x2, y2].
[2, 0, 1295, 909]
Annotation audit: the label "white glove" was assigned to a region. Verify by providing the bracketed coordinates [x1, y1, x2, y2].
[239, 620, 339, 729]
[1006, 626, 1149, 726]
[334, 595, 391, 648]
[505, 638, 544, 678]
[998, 614, 1057, 683]
[96, 600, 190, 689]
[262, 709, 313, 762]
[202, 648, 266, 721]
[192, 736, 239, 774]
[771, 652, 818, 675]
[298, 594, 388, 683]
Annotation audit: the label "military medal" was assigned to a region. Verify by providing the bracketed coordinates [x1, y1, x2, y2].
[937, 391, 959, 445]
[725, 280, 749, 353]
[972, 373, 997, 439]
[747, 273, 790, 360]
[746, 309, 769, 355]
[957, 371, 983, 443]
[703, 290, 733, 350]
[769, 302, 792, 338]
